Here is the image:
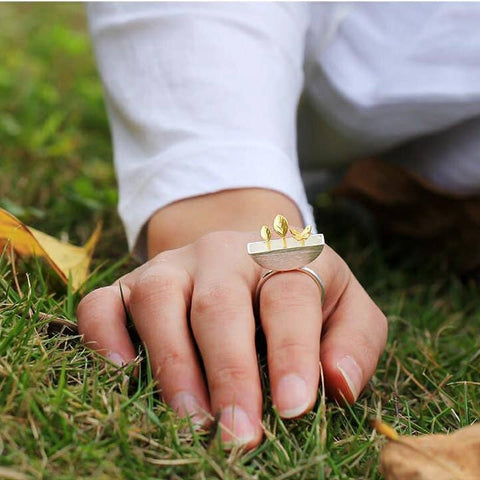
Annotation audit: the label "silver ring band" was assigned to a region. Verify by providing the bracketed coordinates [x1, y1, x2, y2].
[256, 266, 325, 305]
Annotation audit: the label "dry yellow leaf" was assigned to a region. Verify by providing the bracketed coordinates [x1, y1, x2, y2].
[0, 207, 101, 291]
[374, 420, 480, 480]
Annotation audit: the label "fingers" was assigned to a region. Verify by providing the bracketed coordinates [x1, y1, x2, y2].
[78, 231, 387, 453]
[317, 247, 388, 403]
[128, 263, 211, 424]
[190, 234, 263, 447]
[259, 270, 323, 418]
[77, 285, 137, 366]
[258, 244, 387, 412]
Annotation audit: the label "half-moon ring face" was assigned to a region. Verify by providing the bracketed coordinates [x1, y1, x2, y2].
[247, 234, 325, 271]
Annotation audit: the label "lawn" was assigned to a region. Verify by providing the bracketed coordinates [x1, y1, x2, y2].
[1, 4, 479, 479]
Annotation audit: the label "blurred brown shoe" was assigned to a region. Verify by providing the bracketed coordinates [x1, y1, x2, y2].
[335, 158, 480, 274]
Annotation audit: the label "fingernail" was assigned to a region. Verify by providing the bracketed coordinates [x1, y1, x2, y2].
[219, 405, 256, 445]
[337, 356, 362, 401]
[275, 374, 310, 418]
[170, 392, 207, 427]
[107, 352, 125, 367]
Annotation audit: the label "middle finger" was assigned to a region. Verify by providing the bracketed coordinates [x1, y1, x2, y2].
[259, 269, 323, 418]
[191, 253, 262, 445]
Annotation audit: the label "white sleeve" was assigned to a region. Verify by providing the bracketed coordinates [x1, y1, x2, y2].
[86, 2, 313, 260]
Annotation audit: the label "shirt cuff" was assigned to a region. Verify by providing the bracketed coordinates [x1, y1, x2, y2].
[117, 141, 315, 262]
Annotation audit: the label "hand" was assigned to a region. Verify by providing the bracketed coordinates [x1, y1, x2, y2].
[77, 230, 387, 449]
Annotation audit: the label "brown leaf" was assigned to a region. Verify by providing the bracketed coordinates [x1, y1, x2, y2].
[375, 421, 480, 480]
[0, 207, 101, 291]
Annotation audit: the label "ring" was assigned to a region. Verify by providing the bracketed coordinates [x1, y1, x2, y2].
[247, 214, 327, 307]
[256, 267, 326, 305]
[247, 214, 325, 272]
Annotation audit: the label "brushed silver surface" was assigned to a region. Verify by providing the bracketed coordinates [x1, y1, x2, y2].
[247, 234, 325, 271]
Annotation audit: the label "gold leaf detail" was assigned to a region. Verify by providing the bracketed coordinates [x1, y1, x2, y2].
[290, 225, 312, 242]
[289, 227, 303, 241]
[302, 225, 312, 238]
[260, 225, 271, 242]
[273, 215, 289, 237]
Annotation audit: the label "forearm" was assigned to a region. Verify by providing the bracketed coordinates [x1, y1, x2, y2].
[88, 3, 311, 259]
[147, 188, 303, 256]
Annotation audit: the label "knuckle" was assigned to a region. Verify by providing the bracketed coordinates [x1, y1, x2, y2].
[151, 249, 178, 264]
[271, 338, 316, 358]
[269, 338, 317, 367]
[155, 350, 187, 376]
[359, 302, 388, 352]
[354, 329, 381, 367]
[209, 363, 251, 392]
[195, 231, 243, 257]
[195, 232, 224, 252]
[76, 286, 115, 331]
[193, 284, 239, 317]
[197, 231, 236, 246]
[131, 267, 183, 305]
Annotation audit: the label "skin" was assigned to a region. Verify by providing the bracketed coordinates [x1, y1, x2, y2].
[77, 188, 387, 449]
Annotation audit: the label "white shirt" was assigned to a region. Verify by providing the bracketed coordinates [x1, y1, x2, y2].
[87, 2, 480, 259]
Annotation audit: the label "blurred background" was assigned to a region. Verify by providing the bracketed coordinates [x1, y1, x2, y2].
[0, 3, 126, 260]
[0, 5, 479, 479]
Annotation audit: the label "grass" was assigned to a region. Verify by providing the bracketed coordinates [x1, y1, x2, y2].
[1, 4, 479, 479]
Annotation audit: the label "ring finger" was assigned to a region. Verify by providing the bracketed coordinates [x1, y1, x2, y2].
[259, 269, 323, 418]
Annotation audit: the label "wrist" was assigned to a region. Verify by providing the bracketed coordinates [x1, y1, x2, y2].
[147, 188, 303, 257]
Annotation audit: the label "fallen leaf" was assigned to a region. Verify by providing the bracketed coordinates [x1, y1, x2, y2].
[373, 420, 480, 480]
[0, 207, 100, 291]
